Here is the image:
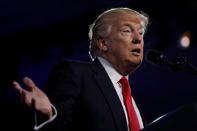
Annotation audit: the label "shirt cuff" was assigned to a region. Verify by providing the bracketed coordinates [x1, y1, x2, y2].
[34, 104, 57, 131]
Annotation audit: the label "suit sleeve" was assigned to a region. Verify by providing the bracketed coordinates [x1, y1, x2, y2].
[40, 61, 80, 131]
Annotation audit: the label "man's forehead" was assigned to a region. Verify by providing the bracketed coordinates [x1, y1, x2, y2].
[116, 17, 143, 29]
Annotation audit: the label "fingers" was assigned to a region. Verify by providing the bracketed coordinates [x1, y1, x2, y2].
[13, 81, 26, 95]
[23, 77, 37, 91]
[13, 78, 37, 109]
[13, 81, 28, 105]
[22, 91, 33, 108]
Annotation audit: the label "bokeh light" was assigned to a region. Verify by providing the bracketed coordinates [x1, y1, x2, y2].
[180, 32, 191, 48]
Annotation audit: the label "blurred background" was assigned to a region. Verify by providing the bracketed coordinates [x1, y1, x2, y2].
[1, 0, 197, 130]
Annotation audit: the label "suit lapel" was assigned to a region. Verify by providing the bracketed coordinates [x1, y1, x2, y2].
[90, 58, 128, 131]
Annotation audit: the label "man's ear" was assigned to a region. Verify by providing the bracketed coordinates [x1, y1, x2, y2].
[97, 38, 108, 52]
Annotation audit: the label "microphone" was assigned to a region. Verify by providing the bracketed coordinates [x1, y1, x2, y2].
[145, 49, 181, 71]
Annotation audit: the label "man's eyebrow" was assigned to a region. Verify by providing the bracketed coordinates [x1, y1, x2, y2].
[121, 23, 143, 31]
[121, 24, 131, 28]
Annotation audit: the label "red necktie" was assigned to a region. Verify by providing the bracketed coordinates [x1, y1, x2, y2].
[119, 76, 140, 131]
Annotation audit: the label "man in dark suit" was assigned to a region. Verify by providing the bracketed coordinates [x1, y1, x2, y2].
[13, 7, 149, 131]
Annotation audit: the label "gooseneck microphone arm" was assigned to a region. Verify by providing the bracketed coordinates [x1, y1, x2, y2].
[176, 55, 197, 75]
[145, 49, 197, 75]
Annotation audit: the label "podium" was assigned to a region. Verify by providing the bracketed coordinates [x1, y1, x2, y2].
[141, 103, 197, 131]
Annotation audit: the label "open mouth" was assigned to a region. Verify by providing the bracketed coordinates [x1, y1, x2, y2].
[131, 49, 141, 54]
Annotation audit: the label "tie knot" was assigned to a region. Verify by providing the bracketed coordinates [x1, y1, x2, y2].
[119, 76, 131, 96]
[119, 76, 129, 86]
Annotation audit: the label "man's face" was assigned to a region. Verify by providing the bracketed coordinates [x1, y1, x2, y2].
[105, 15, 144, 71]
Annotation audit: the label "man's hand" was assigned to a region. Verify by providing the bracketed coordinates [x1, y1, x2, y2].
[13, 77, 53, 119]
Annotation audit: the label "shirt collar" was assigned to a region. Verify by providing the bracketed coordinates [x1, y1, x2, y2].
[97, 56, 128, 85]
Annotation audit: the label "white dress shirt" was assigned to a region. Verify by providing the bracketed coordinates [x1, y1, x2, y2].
[98, 56, 144, 130]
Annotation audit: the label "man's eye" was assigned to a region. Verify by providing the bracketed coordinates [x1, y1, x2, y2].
[123, 30, 131, 32]
[139, 32, 143, 35]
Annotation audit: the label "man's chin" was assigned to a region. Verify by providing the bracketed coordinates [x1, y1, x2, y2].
[129, 58, 142, 65]
[124, 61, 142, 75]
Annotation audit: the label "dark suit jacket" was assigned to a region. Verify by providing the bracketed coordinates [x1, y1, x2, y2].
[41, 58, 145, 131]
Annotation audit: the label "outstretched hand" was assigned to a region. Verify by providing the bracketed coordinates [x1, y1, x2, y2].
[13, 77, 53, 119]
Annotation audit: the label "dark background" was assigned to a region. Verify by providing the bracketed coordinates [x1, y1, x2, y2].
[1, 0, 197, 130]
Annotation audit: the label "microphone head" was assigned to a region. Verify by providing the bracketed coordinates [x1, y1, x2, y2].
[145, 49, 167, 66]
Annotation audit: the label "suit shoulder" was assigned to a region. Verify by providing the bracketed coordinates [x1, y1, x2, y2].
[52, 59, 91, 73]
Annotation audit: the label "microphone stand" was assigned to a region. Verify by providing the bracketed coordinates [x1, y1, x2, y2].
[170, 56, 197, 75]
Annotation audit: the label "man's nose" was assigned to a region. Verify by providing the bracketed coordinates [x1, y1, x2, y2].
[132, 32, 142, 44]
